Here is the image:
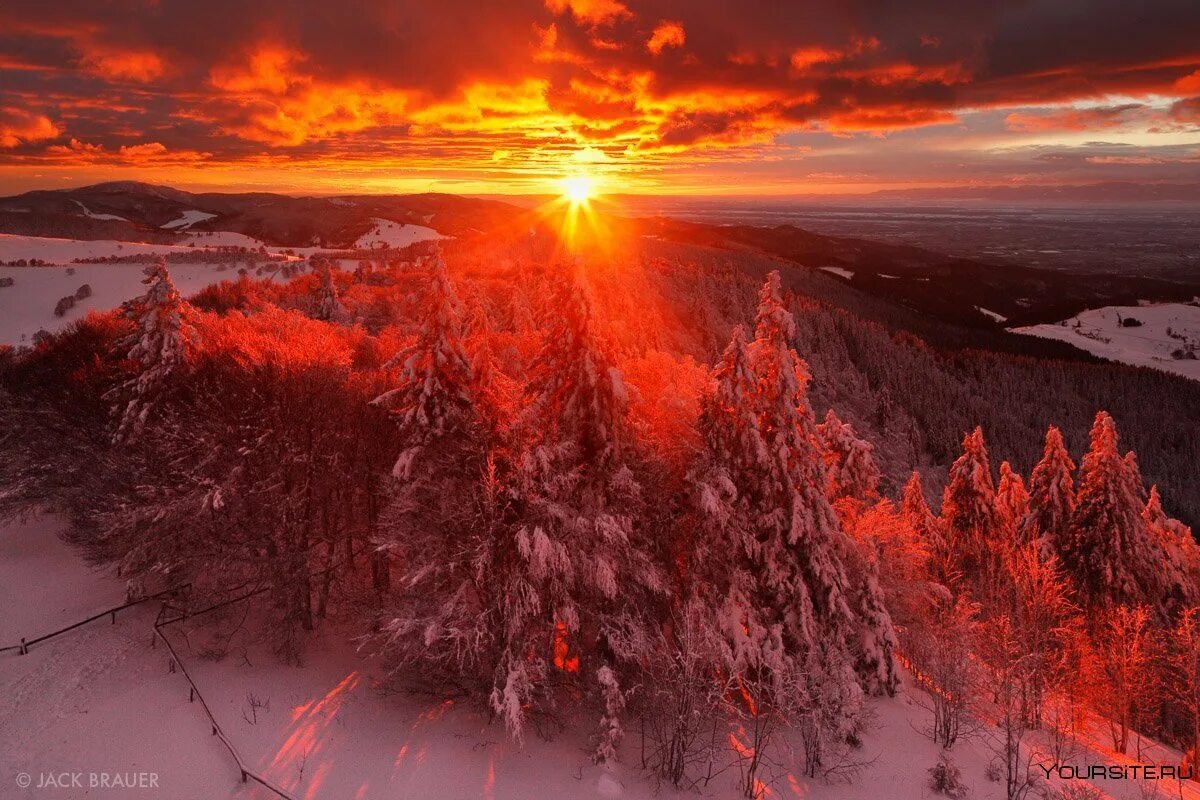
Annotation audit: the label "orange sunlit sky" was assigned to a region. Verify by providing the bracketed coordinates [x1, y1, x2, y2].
[1, 0, 1199, 196]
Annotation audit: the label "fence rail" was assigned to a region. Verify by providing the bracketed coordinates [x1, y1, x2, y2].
[6, 545, 369, 798]
[1, 583, 190, 656]
[153, 605, 296, 800]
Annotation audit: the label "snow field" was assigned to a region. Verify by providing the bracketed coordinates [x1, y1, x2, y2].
[0, 261, 242, 346]
[1014, 302, 1200, 382]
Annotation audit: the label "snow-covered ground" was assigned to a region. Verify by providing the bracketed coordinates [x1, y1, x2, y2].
[72, 200, 128, 222]
[1013, 302, 1200, 382]
[184, 230, 274, 250]
[820, 266, 855, 280]
[0, 233, 203, 264]
[0, 262, 242, 345]
[0, 516, 239, 798]
[353, 218, 445, 250]
[162, 209, 218, 230]
[2, 515, 1196, 800]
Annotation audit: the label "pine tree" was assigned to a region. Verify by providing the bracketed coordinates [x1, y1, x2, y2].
[312, 256, 349, 323]
[901, 471, 942, 556]
[692, 271, 897, 714]
[372, 254, 475, 477]
[817, 408, 881, 504]
[940, 427, 998, 587]
[1143, 486, 1200, 612]
[995, 461, 1030, 543]
[497, 274, 664, 749]
[108, 259, 194, 443]
[1064, 411, 1168, 613]
[1020, 426, 1075, 554]
[900, 470, 948, 584]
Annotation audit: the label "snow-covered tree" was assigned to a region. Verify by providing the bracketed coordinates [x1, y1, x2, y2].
[1143, 486, 1200, 612]
[1063, 412, 1168, 612]
[691, 271, 897, 727]
[940, 427, 998, 589]
[108, 259, 195, 444]
[901, 471, 944, 567]
[817, 408, 881, 504]
[995, 461, 1030, 543]
[311, 256, 349, 323]
[1020, 426, 1075, 554]
[372, 254, 476, 477]
[1166, 607, 1200, 774]
[497, 275, 664, 750]
[1084, 604, 1159, 754]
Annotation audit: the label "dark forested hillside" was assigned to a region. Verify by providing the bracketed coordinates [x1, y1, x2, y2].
[636, 238, 1200, 528]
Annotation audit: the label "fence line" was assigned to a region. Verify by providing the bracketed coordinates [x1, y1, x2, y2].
[151, 546, 369, 800]
[153, 605, 296, 800]
[5, 544, 371, 798]
[2, 583, 190, 656]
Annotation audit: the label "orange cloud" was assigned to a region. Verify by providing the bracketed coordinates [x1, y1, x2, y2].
[80, 47, 165, 82]
[210, 45, 306, 95]
[790, 46, 843, 71]
[647, 21, 685, 56]
[1004, 104, 1145, 132]
[825, 106, 957, 132]
[544, 0, 632, 26]
[39, 139, 210, 165]
[0, 109, 59, 147]
[1, 1, 1199, 192]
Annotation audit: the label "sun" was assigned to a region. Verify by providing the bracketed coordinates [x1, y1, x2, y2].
[560, 175, 597, 206]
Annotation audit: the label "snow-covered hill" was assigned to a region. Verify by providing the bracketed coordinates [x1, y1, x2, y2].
[2, 517, 1195, 800]
[0, 261, 242, 345]
[354, 218, 445, 250]
[1014, 302, 1200, 382]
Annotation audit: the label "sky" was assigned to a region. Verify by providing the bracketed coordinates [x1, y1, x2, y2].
[0, 0, 1199, 196]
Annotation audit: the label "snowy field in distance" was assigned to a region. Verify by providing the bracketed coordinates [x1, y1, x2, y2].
[0, 262, 241, 346]
[1013, 302, 1200, 382]
[0, 233, 200, 264]
[162, 209, 218, 229]
[354, 218, 445, 250]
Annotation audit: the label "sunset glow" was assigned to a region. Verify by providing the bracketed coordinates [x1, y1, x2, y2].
[0, 2, 1197, 194]
[561, 175, 597, 206]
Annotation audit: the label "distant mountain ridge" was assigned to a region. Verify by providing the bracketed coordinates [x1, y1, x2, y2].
[0, 182, 524, 248]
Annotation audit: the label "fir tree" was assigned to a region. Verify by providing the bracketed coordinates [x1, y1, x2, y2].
[372, 254, 475, 477]
[1064, 412, 1168, 613]
[817, 408, 882, 504]
[108, 259, 194, 444]
[995, 461, 1030, 542]
[312, 256, 350, 324]
[940, 427, 998, 586]
[497, 274, 664, 748]
[1143, 485, 1200, 612]
[900, 470, 946, 580]
[693, 272, 897, 711]
[1020, 426, 1075, 554]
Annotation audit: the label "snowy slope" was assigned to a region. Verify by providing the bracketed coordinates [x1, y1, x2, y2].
[0, 233, 200, 264]
[73, 200, 129, 222]
[1014, 302, 1200, 382]
[0, 262, 241, 345]
[3, 516, 1196, 800]
[183, 230, 273, 250]
[162, 209, 218, 230]
[354, 218, 446, 249]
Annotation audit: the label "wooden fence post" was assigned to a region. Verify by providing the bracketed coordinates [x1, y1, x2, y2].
[19, 637, 25, 655]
